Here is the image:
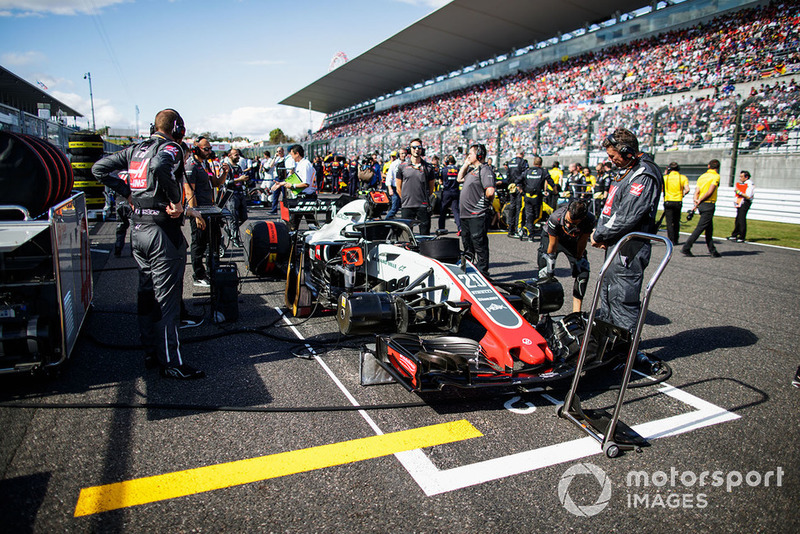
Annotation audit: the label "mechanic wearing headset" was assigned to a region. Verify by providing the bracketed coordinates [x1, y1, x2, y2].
[396, 138, 435, 235]
[538, 199, 595, 313]
[184, 136, 224, 287]
[458, 143, 495, 277]
[93, 109, 205, 379]
[591, 128, 663, 333]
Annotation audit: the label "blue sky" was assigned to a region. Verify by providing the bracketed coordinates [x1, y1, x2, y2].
[0, 0, 448, 139]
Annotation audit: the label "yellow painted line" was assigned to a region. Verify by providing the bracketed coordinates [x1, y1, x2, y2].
[75, 419, 481, 516]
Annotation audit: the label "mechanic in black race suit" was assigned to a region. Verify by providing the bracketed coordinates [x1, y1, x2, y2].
[396, 138, 435, 235]
[591, 128, 663, 333]
[438, 155, 461, 234]
[538, 200, 596, 314]
[221, 148, 247, 247]
[92, 109, 205, 379]
[521, 155, 555, 241]
[506, 150, 528, 237]
[458, 144, 496, 277]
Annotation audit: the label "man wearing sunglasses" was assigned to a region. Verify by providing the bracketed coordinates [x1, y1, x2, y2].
[396, 138, 435, 234]
[185, 136, 224, 287]
[538, 200, 595, 313]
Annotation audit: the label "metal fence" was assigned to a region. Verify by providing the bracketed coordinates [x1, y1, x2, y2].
[0, 102, 121, 154]
[240, 91, 800, 174]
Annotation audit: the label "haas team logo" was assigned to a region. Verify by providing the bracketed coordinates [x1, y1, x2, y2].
[127, 160, 149, 190]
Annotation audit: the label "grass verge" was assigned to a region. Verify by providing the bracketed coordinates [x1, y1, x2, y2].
[659, 212, 800, 249]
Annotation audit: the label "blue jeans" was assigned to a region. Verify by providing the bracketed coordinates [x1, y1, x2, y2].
[385, 192, 401, 218]
[270, 186, 285, 214]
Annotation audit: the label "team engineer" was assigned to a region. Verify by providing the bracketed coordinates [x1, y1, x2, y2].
[458, 144, 495, 277]
[185, 136, 224, 287]
[396, 138, 435, 235]
[92, 109, 205, 379]
[538, 200, 595, 313]
[591, 128, 663, 333]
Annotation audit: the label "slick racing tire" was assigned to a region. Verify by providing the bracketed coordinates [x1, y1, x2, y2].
[284, 241, 313, 317]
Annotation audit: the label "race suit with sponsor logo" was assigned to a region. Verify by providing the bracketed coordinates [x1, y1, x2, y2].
[592, 153, 663, 332]
[92, 134, 189, 368]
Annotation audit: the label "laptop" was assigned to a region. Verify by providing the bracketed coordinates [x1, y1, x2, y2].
[194, 189, 233, 216]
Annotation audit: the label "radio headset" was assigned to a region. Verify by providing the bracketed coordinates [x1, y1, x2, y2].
[193, 136, 207, 158]
[606, 133, 635, 159]
[164, 108, 186, 139]
[474, 143, 487, 162]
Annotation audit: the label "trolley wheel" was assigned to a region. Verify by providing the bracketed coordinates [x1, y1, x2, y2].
[604, 443, 620, 458]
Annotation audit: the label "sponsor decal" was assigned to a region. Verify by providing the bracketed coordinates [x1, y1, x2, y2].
[629, 183, 645, 197]
[602, 184, 618, 216]
[162, 144, 179, 160]
[127, 160, 149, 190]
[389, 349, 417, 384]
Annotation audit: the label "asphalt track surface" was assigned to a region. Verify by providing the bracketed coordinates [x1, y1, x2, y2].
[1, 201, 798, 533]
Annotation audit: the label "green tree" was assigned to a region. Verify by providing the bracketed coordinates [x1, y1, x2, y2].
[269, 128, 291, 145]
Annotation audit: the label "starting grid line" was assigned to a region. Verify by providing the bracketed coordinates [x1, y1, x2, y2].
[73, 308, 741, 515]
[275, 308, 740, 495]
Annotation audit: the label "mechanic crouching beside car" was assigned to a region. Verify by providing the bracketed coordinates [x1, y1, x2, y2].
[458, 144, 495, 277]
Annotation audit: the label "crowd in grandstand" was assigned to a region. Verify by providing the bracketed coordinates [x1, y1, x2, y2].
[312, 1, 800, 156]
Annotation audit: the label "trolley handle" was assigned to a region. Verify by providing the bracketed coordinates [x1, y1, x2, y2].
[0, 205, 31, 221]
[563, 231, 672, 418]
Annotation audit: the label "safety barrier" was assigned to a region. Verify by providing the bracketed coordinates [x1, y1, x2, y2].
[663, 186, 800, 225]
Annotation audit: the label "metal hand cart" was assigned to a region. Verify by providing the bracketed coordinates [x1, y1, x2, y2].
[558, 232, 672, 457]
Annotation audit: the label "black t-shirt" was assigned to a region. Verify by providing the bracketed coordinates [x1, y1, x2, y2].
[545, 204, 596, 245]
[226, 162, 245, 193]
[185, 156, 215, 206]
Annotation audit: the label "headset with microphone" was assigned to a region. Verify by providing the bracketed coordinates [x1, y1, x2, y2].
[606, 133, 636, 159]
[474, 143, 487, 162]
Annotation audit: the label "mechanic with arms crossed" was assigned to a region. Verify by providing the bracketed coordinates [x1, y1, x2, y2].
[93, 109, 205, 379]
[538, 199, 595, 313]
[591, 128, 663, 333]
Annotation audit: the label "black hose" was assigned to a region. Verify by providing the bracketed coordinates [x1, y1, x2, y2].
[0, 401, 432, 413]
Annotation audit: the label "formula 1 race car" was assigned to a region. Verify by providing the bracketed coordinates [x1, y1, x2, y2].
[284, 192, 666, 393]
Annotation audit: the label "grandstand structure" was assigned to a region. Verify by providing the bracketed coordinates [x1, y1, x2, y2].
[0, 65, 84, 152]
[277, 0, 799, 191]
